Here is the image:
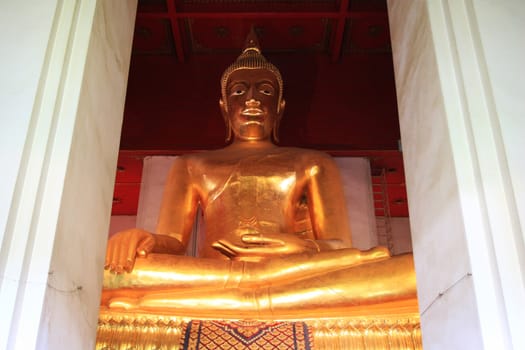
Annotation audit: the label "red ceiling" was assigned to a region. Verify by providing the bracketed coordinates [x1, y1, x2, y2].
[114, 0, 409, 217]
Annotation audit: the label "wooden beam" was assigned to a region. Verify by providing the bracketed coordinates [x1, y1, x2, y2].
[137, 11, 387, 20]
[166, 0, 185, 62]
[331, 0, 350, 62]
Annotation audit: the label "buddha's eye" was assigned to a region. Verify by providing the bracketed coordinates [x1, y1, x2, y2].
[230, 83, 246, 96]
[259, 83, 275, 96]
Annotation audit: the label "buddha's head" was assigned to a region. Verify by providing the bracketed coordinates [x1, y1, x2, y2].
[220, 30, 286, 143]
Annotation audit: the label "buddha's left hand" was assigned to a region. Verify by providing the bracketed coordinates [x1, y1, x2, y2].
[212, 233, 318, 259]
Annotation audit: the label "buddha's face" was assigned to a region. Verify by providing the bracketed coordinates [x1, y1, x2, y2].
[221, 69, 285, 142]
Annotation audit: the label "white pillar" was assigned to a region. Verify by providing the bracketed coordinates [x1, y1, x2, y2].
[0, 1, 136, 349]
[388, 1, 525, 349]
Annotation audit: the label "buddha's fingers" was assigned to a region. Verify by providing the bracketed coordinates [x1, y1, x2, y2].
[241, 234, 280, 245]
[118, 232, 134, 272]
[212, 240, 238, 258]
[111, 235, 128, 274]
[135, 233, 155, 257]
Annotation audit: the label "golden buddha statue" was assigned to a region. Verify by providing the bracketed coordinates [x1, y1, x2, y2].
[102, 31, 417, 319]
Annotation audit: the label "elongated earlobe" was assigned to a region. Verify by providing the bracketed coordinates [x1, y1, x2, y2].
[272, 119, 280, 143]
[225, 119, 232, 143]
[219, 98, 232, 143]
[273, 99, 285, 143]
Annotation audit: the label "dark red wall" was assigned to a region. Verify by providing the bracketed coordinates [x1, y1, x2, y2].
[120, 52, 400, 151]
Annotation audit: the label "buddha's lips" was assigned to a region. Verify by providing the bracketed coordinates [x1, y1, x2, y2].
[241, 108, 264, 118]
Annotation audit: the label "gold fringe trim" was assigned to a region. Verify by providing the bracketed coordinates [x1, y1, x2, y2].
[310, 318, 422, 350]
[96, 315, 186, 350]
[96, 312, 422, 350]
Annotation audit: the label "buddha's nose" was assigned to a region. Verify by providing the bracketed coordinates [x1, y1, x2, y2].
[245, 98, 260, 107]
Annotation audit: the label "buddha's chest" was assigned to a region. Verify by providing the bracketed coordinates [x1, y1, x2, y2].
[196, 156, 303, 206]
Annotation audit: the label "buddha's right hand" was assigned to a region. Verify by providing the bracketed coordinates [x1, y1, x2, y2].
[104, 228, 155, 274]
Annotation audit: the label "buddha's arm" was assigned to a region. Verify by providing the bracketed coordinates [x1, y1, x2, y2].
[306, 154, 353, 250]
[105, 158, 197, 273]
[155, 157, 199, 251]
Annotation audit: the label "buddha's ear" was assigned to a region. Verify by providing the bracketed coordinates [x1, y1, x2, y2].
[273, 99, 285, 144]
[219, 98, 228, 119]
[220, 98, 232, 143]
[278, 99, 286, 118]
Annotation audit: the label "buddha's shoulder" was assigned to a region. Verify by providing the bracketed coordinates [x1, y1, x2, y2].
[178, 148, 231, 162]
[266, 147, 338, 173]
[278, 147, 334, 163]
[176, 149, 238, 168]
[178, 147, 334, 167]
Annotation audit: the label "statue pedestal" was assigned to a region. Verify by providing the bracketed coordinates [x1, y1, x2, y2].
[96, 299, 421, 349]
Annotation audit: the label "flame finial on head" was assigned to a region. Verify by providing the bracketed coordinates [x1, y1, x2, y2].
[242, 26, 262, 54]
[221, 27, 283, 112]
